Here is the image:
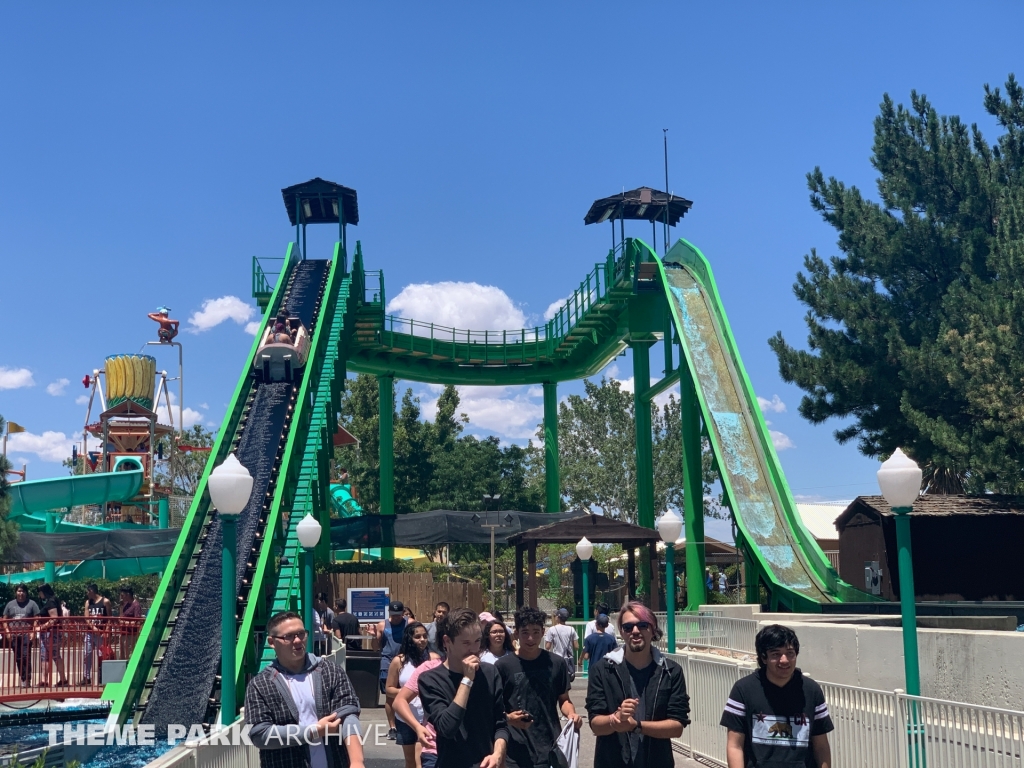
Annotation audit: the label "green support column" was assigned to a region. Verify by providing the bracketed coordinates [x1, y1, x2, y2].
[631, 341, 656, 598]
[44, 512, 56, 583]
[379, 374, 395, 560]
[158, 497, 169, 529]
[221, 513, 239, 724]
[543, 382, 560, 513]
[680, 367, 707, 611]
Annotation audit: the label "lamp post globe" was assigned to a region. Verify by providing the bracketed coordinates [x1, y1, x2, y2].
[656, 511, 683, 544]
[209, 453, 252, 727]
[575, 536, 593, 561]
[296, 514, 323, 549]
[208, 453, 253, 515]
[877, 448, 923, 509]
[657, 512, 683, 653]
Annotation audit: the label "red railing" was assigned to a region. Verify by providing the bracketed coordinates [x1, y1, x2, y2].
[0, 616, 145, 702]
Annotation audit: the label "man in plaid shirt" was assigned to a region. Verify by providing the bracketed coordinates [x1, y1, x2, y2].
[246, 611, 366, 768]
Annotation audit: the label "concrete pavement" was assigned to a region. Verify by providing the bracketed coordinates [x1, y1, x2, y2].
[357, 687, 704, 768]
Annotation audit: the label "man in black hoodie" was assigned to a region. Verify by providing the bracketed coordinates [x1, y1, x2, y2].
[586, 601, 690, 768]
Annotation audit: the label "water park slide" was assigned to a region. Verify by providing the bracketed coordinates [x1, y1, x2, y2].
[7, 460, 144, 521]
[658, 238, 871, 611]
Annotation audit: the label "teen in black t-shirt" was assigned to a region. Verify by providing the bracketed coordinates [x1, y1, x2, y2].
[497, 607, 581, 768]
[720, 624, 833, 767]
[418, 608, 508, 768]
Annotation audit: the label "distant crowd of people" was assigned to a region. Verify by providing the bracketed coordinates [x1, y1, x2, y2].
[246, 594, 833, 768]
[1, 582, 143, 688]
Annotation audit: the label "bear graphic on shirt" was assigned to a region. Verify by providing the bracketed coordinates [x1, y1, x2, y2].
[752, 713, 810, 747]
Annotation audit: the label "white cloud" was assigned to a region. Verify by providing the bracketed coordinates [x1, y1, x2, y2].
[757, 394, 787, 414]
[75, 395, 90, 406]
[46, 378, 70, 396]
[0, 367, 34, 390]
[770, 430, 795, 451]
[156, 391, 204, 429]
[186, 296, 255, 333]
[387, 282, 527, 330]
[7, 431, 76, 463]
[544, 296, 570, 322]
[244, 321, 262, 335]
[199, 403, 209, 410]
[420, 384, 543, 440]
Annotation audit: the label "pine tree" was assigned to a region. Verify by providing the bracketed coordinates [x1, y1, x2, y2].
[769, 75, 1024, 489]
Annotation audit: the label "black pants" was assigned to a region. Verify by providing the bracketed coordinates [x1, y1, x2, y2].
[10, 635, 31, 683]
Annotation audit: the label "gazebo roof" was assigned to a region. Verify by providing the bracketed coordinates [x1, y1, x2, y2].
[281, 177, 359, 226]
[584, 186, 693, 226]
[507, 513, 661, 546]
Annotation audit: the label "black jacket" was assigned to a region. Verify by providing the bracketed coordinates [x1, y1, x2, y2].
[585, 646, 690, 768]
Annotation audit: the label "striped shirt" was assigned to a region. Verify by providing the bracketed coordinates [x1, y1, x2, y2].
[720, 668, 833, 767]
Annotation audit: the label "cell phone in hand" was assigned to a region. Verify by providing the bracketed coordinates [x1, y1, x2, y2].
[520, 712, 534, 722]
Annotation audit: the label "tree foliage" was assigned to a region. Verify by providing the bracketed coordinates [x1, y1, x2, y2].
[156, 424, 216, 495]
[556, 377, 718, 523]
[0, 415, 19, 562]
[769, 75, 1024, 491]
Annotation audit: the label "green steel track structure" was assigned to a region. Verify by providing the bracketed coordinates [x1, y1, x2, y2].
[107, 230, 875, 729]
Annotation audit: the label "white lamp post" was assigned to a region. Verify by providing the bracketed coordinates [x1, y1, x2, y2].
[576, 537, 593, 621]
[208, 453, 253, 726]
[657, 511, 683, 652]
[296, 513, 323, 653]
[876, 448, 922, 692]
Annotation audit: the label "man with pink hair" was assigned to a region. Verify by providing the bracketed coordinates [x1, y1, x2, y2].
[586, 601, 690, 768]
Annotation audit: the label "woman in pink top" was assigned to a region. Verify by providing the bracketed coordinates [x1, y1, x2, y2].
[394, 614, 449, 768]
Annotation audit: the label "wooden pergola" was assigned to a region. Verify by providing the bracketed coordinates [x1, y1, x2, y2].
[507, 514, 663, 609]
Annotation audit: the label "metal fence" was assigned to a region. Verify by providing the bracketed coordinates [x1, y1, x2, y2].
[653, 614, 758, 654]
[0, 616, 144, 703]
[670, 651, 1024, 768]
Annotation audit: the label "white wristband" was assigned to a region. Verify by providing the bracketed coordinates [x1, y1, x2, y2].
[461, 676, 473, 688]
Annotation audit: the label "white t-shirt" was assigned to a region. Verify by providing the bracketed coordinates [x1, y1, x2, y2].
[281, 670, 327, 768]
[544, 624, 577, 660]
[479, 649, 511, 665]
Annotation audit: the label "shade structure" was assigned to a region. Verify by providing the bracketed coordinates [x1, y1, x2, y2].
[329, 509, 586, 550]
[584, 186, 692, 226]
[7, 528, 181, 562]
[281, 177, 359, 226]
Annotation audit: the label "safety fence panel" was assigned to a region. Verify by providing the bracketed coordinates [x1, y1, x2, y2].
[654, 614, 758, 654]
[819, 681, 904, 768]
[191, 718, 260, 768]
[900, 694, 1024, 768]
[0, 616, 144, 702]
[674, 654, 746, 766]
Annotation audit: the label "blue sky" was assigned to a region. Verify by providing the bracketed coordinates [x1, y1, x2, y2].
[1, 4, 1020, 521]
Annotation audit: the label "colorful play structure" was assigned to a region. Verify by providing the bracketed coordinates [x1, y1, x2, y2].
[94, 177, 875, 732]
[1, 352, 189, 584]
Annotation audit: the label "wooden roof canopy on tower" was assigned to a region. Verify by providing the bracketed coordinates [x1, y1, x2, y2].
[282, 177, 359, 226]
[584, 186, 693, 226]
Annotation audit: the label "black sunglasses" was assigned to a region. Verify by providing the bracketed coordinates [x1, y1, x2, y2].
[621, 621, 652, 633]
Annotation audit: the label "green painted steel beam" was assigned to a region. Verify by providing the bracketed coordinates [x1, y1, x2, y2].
[543, 382, 560, 513]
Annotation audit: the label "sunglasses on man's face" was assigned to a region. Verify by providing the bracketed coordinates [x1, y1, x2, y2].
[271, 630, 308, 643]
[621, 621, 652, 634]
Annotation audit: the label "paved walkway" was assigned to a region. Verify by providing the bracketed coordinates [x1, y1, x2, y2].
[359, 688, 705, 768]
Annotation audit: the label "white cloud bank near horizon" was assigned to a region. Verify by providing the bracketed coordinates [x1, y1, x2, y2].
[387, 281, 527, 330]
[186, 296, 256, 334]
[7, 430, 76, 463]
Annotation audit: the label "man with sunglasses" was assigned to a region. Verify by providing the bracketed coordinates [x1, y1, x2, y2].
[586, 601, 690, 768]
[246, 611, 366, 768]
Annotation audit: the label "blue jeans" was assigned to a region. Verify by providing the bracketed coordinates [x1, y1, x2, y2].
[84, 633, 103, 681]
